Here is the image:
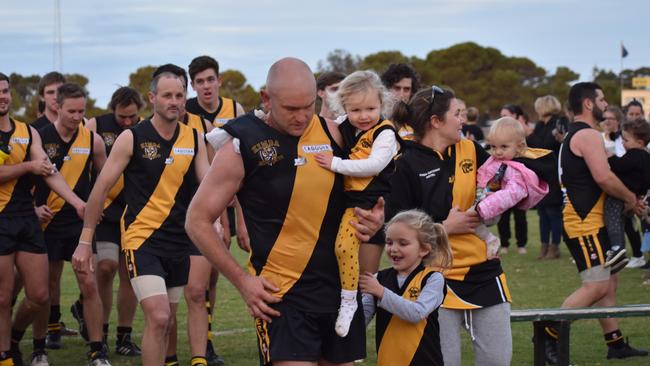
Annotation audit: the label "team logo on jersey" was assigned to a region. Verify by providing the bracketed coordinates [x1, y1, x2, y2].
[407, 286, 421, 300]
[459, 158, 474, 174]
[44, 143, 59, 160]
[251, 139, 283, 166]
[102, 132, 117, 147]
[140, 142, 161, 160]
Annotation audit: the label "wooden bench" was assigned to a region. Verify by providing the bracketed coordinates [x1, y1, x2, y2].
[511, 304, 650, 366]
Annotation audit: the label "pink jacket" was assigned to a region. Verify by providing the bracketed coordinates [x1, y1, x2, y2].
[476, 157, 549, 220]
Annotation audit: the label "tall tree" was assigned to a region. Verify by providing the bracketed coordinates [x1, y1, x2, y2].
[128, 65, 157, 116]
[359, 51, 410, 74]
[317, 49, 362, 74]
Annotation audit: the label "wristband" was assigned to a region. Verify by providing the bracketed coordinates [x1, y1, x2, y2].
[80, 227, 94, 243]
[78, 240, 92, 246]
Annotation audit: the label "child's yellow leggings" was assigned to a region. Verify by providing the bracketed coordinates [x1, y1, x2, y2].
[335, 208, 360, 291]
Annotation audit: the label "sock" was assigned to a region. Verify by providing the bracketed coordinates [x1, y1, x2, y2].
[102, 323, 109, 343]
[10, 328, 25, 351]
[48, 305, 61, 333]
[165, 354, 179, 366]
[116, 326, 132, 343]
[32, 338, 46, 352]
[605, 329, 624, 349]
[191, 356, 207, 366]
[205, 290, 213, 342]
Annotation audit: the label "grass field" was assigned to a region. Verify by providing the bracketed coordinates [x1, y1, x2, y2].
[15, 211, 650, 365]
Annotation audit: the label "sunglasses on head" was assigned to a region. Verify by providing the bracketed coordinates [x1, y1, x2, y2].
[428, 85, 444, 115]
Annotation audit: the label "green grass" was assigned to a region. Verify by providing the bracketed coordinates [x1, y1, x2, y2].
[15, 211, 650, 365]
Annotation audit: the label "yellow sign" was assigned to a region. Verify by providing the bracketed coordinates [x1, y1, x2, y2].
[632, 77, 650, 88]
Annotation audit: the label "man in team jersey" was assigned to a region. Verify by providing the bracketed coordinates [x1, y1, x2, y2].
[31, 72, 66, 131]
[83, 86, 144, 356]
[548, 82, 648, 363]
[76, 72, 209, 366]
[187, 57, 384, 366]
[186, 55, 245, 128]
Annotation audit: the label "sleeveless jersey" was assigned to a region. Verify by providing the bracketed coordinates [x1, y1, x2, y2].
[35, 124, 93, 236]
[95, 113, 127, 224]
[0, 119, 34, 217]
[222, 113, 345, 312]
[121, 120, 198, 257]
[181, 111, 209, 134]
[560, 121, 605, 238]
[186, 96, 237, 127]
[339, 118, 396, 209]
[375, 265, 444, 366]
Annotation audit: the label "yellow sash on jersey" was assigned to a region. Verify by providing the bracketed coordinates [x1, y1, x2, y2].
[121, 124, 196, 250]
[103, 175, 124, 210]
[212, 97, 236, 127]
[0, 120, 30, 212]
[42, 126, 92, 229]
[377, 268, 434, 365]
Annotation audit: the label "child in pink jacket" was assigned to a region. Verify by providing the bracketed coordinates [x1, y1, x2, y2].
[473, 117, 549, 258]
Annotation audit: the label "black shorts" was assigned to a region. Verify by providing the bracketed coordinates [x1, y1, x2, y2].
[0, 215, 46, 255]
[124, 249, 190, 288]
[564, 227, 609, 273]
[96, 221, 121, 245]
[44, 232, 95, 262]
[188, 242, 202, 256]
[255, 301, 365, 365]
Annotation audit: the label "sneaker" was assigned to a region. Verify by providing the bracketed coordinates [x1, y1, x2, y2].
[30, 350, 49, 366]
[517, 247, 528, 254]
[115, 335, 141, 357]
[45, 331, 62, 350]
[206, 341, 225, 366]
[607, 338, 649, 359]
[500, 247, 509, 255]
[625, 256, 646, 269]
[334, 290, 358, 337]
[71, 302, 89, 341]
[59, 322, 79, 336]
[611, 254, 630, 275]
[604, 245, 626, 267]
[87, 351, 111, 366]
[639, 261, 650, 270]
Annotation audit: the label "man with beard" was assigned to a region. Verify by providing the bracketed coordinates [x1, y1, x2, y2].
[546, 82, 648, 363]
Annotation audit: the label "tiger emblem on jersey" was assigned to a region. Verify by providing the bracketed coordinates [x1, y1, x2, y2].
[44, 143, 59, 160]
[102, 132, 117, 147]
[460, 158, 474, 174]
[407, 286, 421, 300]
[251, 139, 284, 166]
[140, 142, 161, 160]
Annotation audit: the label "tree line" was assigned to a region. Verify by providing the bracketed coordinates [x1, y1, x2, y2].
[6, 42, 649, 123]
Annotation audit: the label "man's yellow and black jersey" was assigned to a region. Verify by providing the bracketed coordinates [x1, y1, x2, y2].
[513, 147, 557, 192]
[375, 264, 444, 366]
[222, 112, 346, 312]
[0, 119, 35, 217]
[35, 123, 93, 235]
[186, 96, 237, 128]
[339, 118, 396, 209]
[121, 119, 198, 257]
[95, 113, 129, 223]
[386, 139, 511, 309]
[560, 121, 605, 238]
[181, 111, 209, 134]
[31, 115, 54, 131]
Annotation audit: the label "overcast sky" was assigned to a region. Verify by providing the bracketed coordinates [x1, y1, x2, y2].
[3, 0, 648, 107]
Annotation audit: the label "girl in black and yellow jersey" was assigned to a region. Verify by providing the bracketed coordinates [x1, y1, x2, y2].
[314, 71, 398, 337]
[388, 87, 512, 366]
[360, 210, 451, 366]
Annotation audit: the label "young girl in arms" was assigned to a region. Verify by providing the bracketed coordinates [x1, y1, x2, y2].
[314, 70, 398, 337]
[476, 117, 549, 258]
[360, 209, 451, 366]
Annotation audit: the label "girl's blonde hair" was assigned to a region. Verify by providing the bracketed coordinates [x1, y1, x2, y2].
[385, 209, 453, 270]
[329, 70, 394, 118]
[486, 117, 527, 146]
[534, 95, 562, 119]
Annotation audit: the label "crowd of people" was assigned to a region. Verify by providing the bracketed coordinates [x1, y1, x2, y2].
[1, 56, 649, 366]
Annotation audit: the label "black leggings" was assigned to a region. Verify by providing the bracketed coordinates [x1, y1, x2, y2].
[625, 216, 643, 258]
[497, 208, 527, 248]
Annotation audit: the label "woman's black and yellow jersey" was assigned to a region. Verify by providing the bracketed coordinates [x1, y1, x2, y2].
[35, 123, 93, 236]
[0, 119, 35, 217]
[95, 113, 128, 224]
[560, 121, 605, 238]
[387, 139, 511, 309]
[339, 118, 396, 209]
[181, 111, 209, 134]
[121, 119, 198, 258]
[222, 112, 345, 312]
[186, 96, 237, 128]
[375, 265, 444, 366]
[397, 124, 415, 141]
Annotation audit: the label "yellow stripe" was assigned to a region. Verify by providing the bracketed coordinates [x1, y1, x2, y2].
[103, 175, 124, 210]
[212, 97, 236, 127]
[377, 269, 432, 365]
[184, 112, 206, 134]
[42, 126, 92, 229]
[499, 272, 512, 302]
[122, 125, 195, 250]
[592, 234, 605, 265]
[579, 236, 591, 269]
[257, 116, 335, 298]
[0, 121, 29, 212]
